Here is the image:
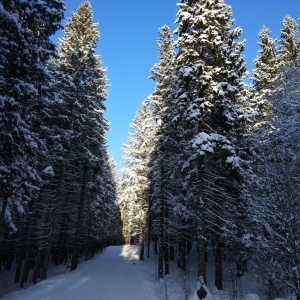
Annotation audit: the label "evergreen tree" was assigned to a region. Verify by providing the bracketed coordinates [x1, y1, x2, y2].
[279, 15, 300, 66]
[251, 26, 279, 131]
[271, 61, 300, 300]
[119, 100, 156, 260]
[107, 158, 122, 245]
[248, 17, 300, 300]
[252, 26, 280, 91]
[48, 1, 110, 271]
[147, 25, 177, 277]
[250, 59, 300, 300]
[173, 0, 248, 284]
[0, 0, 64, 234]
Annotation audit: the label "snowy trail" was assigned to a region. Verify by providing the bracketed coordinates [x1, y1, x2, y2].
[1, 246, 155, 300]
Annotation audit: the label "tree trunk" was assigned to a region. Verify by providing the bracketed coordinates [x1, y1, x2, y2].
[197, 164, 207, 284]
[178, 238, 186, 272]
[20, 253, 30, 288]
[158, 215, 164, 278]
[215, 236, 223, 290]
[169, 245, 174, 261]
[70, 164, 87, 271]
[154, 235, 158, 255]
[0, 198, 8, 237]
[32, 250, 43, 284]
[164, 241, 169, 275]
[158, 152, 166, 278]
[15, 255, 23, 284]
[41, 246, 51, 280]
[147, 219, 151, 258]
[139, 222, 145, 261]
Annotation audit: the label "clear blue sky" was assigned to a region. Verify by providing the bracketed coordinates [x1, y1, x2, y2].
[54, 0, 299, 172]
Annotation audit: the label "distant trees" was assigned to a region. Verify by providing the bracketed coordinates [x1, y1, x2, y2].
[251, 26, 279, 131]
[0, 1, 118, 290]
[279, 15, 300, 64]
[119, 99, 156, 260]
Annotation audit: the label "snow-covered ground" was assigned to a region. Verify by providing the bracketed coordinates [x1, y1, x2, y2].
[0, 244, 267, 300]
[1, 246, 158, 300]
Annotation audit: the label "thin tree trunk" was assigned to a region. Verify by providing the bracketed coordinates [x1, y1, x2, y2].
[158, 214, 164, 278]
[197, 164, 207, 284]
[41, 246, 51, 280]
[139, 222, 145, 261]
[158, 155, 165, 278]
[215, 236, 223, 290]
[178, 237, 186, 272]
[0, 198, 8, 237]
[20, 253, 30, 288]
[164, 240, 169, 275]
[32, 250, 43, 284]
[70, 164, 87, 271]
[147, 218, 151, 259]
[15, 255, 23, 284]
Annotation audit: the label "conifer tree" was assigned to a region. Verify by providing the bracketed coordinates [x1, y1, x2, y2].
[147, 25, 177, 277]
[107, 158, 122, 245]
[250, 58, 300, 300]
[279, 15, 300, 66]
[0, 0, 64, 234]
[119, 100, 156, 260]
[251, 26, 279, 131]
[248, 17, 300, 299]
[173, 0, 248, 285]
[48, 1, 110, 271]
[270, 61, 300, 300]
[253, 26, 279, 91]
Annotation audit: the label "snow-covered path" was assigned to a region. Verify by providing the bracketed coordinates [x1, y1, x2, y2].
[1, 246, 155, 300]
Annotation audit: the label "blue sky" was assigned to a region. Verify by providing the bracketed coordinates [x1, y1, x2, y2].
[54, 0, 299, 172]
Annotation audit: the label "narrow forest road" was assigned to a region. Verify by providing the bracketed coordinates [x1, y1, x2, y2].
[1, 246, 155, 300]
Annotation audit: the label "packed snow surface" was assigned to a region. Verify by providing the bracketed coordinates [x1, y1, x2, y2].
[1, 246, 154, 300]
[1, 245, 264, 300]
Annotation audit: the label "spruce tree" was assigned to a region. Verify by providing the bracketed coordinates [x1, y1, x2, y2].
[279, 15, 300, 66]
[270, 61, 300, 300]
[119, 100, 156, 260]
[250, 58, 300, 300]
[248, 17, 300, 299]
[251, 26, 279, 131]
[48, 1, 110, 271]
[173, 0, 248, 284]
[0, 0, 64, 234]
[253, 26, 279, 91]
[148, 25, 177, 277]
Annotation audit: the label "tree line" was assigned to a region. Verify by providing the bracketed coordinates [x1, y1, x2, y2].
[118, 1, 300, 300]
[0, 0, 120, 290]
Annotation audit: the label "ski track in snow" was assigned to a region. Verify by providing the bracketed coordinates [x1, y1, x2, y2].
[1, 246, 154, 300]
